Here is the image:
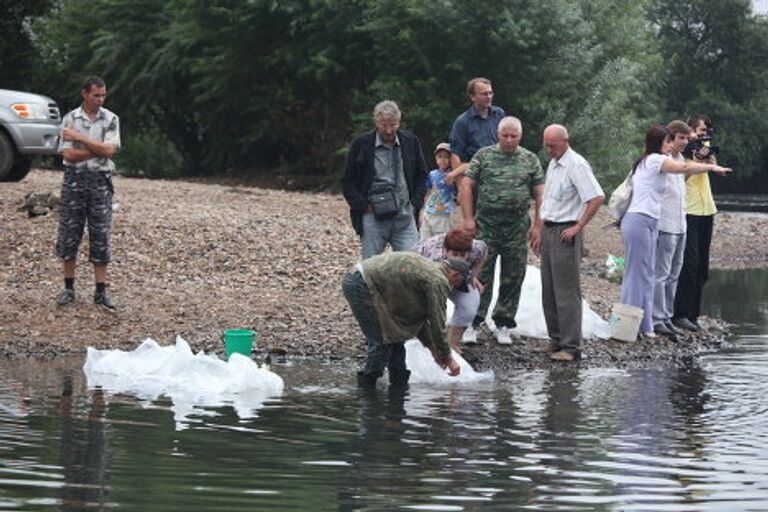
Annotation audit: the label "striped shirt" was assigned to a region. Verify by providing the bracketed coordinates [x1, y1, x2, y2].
[540, 147, 603, 223]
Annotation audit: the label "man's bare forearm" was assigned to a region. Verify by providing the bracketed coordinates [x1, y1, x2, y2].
[79, 138, 117, 158]
[61, 148, 96, 163]
[459, 177, 475, 222]
[577, 196, 604, 229]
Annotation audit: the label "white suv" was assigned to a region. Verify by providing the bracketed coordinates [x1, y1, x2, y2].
[0, 89, 61, 181]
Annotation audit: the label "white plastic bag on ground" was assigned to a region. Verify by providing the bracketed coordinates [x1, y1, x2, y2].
[84, 337, 283, 428]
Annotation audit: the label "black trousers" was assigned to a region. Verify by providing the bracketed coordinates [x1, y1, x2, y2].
[673, 215, 714, 321]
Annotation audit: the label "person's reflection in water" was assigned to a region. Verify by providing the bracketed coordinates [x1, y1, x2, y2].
[669, 358, 709, 437]
[58, 374, 109, 511]
[357, 384, 408, 445]
[530, 367, 585, 501]
[668, 357, 711, 503]
[338, 385, 410, 510]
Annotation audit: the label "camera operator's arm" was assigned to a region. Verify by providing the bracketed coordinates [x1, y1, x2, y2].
[695, 147, 717, 164]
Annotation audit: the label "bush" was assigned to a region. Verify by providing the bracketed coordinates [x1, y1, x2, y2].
[116, 129, 183, 179]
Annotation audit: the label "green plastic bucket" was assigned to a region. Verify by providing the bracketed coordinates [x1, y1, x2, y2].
[223, 329, 255, 358]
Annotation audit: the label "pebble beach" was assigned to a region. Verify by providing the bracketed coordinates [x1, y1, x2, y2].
[2, 169, 766, 369]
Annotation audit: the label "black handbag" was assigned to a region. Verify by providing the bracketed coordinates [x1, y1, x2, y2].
[368, 184, 400, 219]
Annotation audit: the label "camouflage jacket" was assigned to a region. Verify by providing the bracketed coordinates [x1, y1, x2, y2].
[360, 252, 451, 362]
[465, 144, 544, 231]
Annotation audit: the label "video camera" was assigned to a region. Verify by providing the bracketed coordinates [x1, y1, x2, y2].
[684, 127, 720, 160]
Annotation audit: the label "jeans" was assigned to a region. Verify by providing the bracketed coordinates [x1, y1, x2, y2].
[448, 287, 481, 327]
[653, 231, 686, 323]
[341, 270, 406, 377]
[360, 211, 418, 259]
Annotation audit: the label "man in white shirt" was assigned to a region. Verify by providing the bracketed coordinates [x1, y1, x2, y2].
[653, 120, 691, 335]
[531, 125, 604, 361]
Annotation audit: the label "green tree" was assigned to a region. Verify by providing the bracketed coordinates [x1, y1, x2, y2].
[0, 0, 54, 91]
[649, 0, 768, 186]
[32, 0, 374, 176]
[30, 0, 196, 176]
[357, 0, 663, 189]
[22, 0, 764, 184]
[181, 0, 372, 174]
[570, 0, 663, 189]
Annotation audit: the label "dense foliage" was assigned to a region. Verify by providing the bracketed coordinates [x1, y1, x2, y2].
[2, 0, 766, 189]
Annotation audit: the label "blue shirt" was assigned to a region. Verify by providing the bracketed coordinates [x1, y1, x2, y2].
[448, 105, 506, 163]
[424, 169, 457, 215]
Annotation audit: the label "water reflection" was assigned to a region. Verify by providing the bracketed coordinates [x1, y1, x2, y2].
[2, 354, 768, 510]
[58, 376, 109, 511]
[703, 268, 768, 334]
[2, 266, 768, 510]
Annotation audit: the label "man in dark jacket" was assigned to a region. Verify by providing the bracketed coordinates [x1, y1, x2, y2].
[341, 100, 427, 259]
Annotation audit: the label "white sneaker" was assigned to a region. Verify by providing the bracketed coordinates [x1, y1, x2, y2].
[495, 326, 513, 345]
[462, 326, 478, 344]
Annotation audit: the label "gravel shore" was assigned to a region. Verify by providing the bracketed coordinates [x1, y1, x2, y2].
[2, 169, 766, 367]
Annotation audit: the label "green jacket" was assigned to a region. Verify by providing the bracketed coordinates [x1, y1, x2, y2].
[466, 144, 545, 236]
[360, 252, 451, 361]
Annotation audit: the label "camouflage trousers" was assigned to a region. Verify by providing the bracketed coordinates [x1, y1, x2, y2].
[476, 229, 528, 329]
[55, 167, 114, 264]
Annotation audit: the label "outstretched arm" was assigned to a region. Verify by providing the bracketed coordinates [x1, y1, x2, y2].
[662, 157, 732, 176]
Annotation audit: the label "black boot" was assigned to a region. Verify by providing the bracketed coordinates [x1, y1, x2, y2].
[357, 371, 381, 389]
[388, 369, 411, 390]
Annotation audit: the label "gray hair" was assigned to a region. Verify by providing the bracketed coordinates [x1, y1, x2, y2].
[544, 124, 569, 140]
[498, 116, 522, 133]
[373, 100, 401, 121]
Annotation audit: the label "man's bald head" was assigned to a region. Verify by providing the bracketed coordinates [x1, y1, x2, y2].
[543, 124, 569, 140]
[543, 124, 570, 160]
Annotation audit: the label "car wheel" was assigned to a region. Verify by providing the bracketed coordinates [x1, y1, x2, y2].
[6, 157, 32, 182]
[0, 131, 15, 180]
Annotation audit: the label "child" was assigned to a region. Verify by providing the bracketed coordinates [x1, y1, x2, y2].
[420, 142, 458, 241]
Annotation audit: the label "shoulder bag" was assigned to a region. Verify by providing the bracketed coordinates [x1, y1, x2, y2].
[607, 169, 636, 221]
[367, 146, 403, 219]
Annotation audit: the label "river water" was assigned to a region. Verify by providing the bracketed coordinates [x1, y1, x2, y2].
[1, 269, 767, 511]
[714, 194, 768, 214]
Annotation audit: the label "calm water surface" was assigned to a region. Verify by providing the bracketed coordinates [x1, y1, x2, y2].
[714, 194, 768, 213]
[1, 269, 767, 511]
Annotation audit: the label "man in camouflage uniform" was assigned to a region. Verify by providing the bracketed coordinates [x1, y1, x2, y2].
[458, 116, 544, 344]
[56, 76, 121, 309]
[342, 252, 464, 388]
